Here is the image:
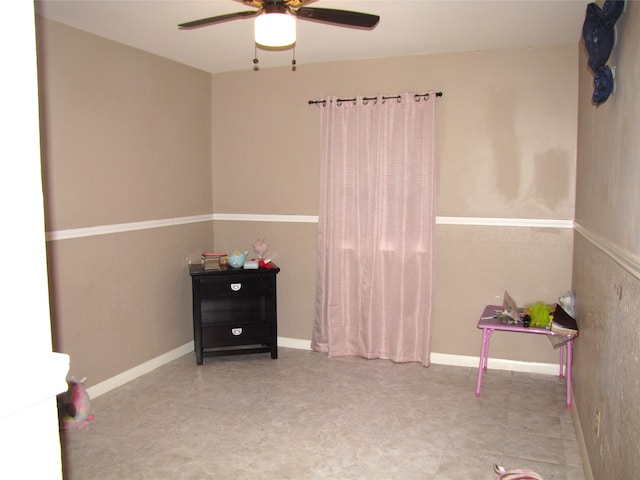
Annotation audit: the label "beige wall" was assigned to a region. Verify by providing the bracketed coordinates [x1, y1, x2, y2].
[37, 16, 580, 387]
[212, 45, 578, 364]
[37, 19, 212, 229]
[573, 2, 640, 478]
[36, 18, 213, 385]
[212, 47, 577, 219]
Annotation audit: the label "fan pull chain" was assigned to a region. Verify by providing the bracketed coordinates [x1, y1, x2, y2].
[251, 44, 297, 72]
[291, 45, 296, 71]
[253, 44, 259, 71]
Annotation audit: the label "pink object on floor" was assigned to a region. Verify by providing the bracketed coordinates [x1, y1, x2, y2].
[58, 377, 95, 429]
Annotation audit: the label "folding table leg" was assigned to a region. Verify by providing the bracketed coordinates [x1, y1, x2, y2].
[476, 328, 493, 398]
[566, 339, 573, 408]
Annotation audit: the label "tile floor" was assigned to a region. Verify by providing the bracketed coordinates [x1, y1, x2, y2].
[60, 348, 586, 479]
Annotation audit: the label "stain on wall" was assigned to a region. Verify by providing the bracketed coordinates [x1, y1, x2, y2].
[531, 147, 571, 211]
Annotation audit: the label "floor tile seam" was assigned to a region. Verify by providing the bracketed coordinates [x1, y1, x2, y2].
[502, 453, 568, 471]
[504, 419, 564, 433]
[502, 442, 567, 466]
[505, 410, 566, 423]
[503, 428, 565, 442]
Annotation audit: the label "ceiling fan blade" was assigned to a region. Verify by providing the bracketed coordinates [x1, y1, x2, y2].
[178, 10, 258, 30]
[296, 7, 380, 28]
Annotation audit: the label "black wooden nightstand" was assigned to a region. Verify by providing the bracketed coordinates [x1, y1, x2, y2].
[189, 263, 280, 365]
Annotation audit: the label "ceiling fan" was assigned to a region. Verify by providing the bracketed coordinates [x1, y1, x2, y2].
[178, 0, 380, 40]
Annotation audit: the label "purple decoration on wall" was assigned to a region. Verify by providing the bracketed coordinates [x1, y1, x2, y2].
[581, 0, 625, 106]
[592, 66, 614, 106]
[582, 3, 615, 72]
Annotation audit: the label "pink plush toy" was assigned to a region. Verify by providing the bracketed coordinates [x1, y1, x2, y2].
[58, 377, 95, 429]
[252, 238, 269, 259]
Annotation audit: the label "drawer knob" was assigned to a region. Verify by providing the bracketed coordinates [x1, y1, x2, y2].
[230, 283, 242, 292]
[231, 327, 243, 336]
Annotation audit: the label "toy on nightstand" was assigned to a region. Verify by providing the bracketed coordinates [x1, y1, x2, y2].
[228, 250, 248, 268]
[252, 238, 269, 259]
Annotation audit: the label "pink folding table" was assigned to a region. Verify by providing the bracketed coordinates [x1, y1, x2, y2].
[475, 305, 576, 408]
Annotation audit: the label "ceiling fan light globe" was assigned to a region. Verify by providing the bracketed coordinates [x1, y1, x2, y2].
[254, 12, 296, 47]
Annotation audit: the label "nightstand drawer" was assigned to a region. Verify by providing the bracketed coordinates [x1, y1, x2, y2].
[199, 276, 272, 297]
[202, 322, 272, 346]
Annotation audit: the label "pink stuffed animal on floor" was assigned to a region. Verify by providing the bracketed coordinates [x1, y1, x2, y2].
[58, 377, 95, 429]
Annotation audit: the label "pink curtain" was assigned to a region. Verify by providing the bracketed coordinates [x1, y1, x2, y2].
[311, 92, 437, 366]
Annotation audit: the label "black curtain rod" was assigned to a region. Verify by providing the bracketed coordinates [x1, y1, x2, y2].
[308, 91, 442, 106]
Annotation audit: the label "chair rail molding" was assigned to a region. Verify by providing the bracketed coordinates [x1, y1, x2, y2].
[574, 222, 640, 281]
[45, 214, 574, 241]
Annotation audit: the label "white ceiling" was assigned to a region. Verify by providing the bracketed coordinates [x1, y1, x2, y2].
[35, 0, 589, 74]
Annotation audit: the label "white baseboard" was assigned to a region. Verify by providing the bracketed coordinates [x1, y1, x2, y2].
[429, 352, 561, 375]
[278, 336, 312, 350]
[87, 338, 306, 399]
[86, 342, 194, 399]
[280, 339, 560, 375]
[570, 399, 595, 480]
[87, 338, 560, 399]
